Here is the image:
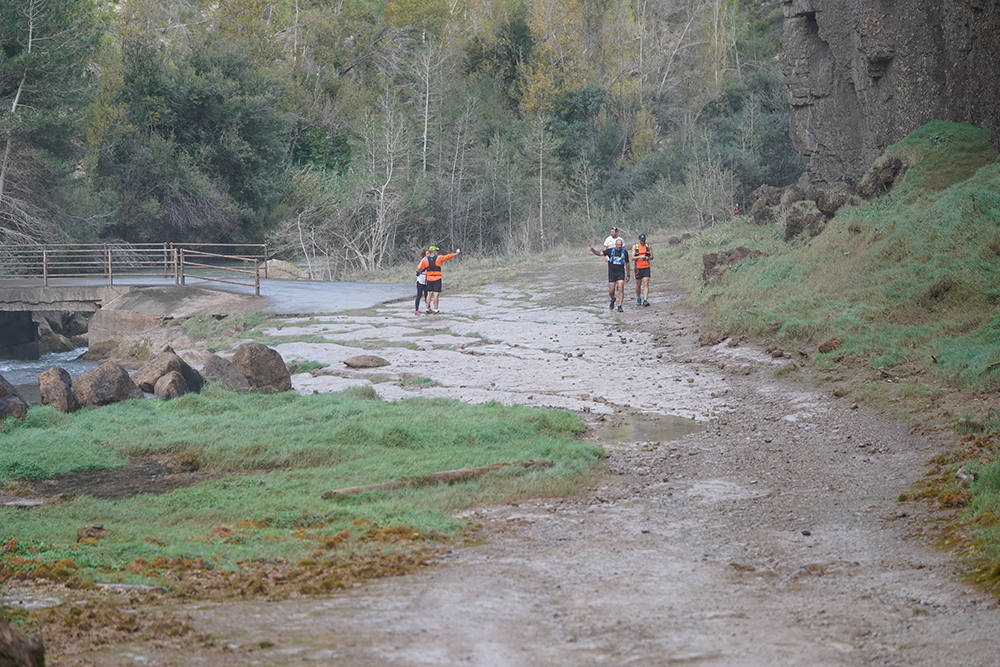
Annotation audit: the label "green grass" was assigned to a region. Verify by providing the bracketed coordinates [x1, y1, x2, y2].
[659, 121, 1000, 392]
[0, 387, 600, 583]
[285, 360, 327, 375]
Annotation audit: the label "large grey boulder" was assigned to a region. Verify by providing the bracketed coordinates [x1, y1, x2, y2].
[72, 361, 144, 407]
[0, 374, 28, 420]
[231, 343, 291, 394]
[133, 346, 204, 394]
[38, 367, 80, 413]
[201, 354, 251, 393]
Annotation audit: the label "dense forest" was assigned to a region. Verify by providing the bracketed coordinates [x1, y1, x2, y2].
[0, 0, 804, 277]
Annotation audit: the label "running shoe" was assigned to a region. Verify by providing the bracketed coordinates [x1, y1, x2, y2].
[609, 299, 615, 310]
[636, 298, 642, 305]
[617, 305, 623, 312]
[415, 309, 421, 315]
[642, 300, 650, 307]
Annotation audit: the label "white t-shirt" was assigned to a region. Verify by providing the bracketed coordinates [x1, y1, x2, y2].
[416, 260, 428, 285]
[603, 234, 621, 250]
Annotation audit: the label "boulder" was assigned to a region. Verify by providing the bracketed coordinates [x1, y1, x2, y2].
[0, 617, 45, 667]
[0, 374, 28, 420]
[77, 524, 109, 542]
[72, 361, 144, 407]
[231, 343, 291, 393]
[0, 396, 28, 421]
[784, 202, 830, 241]
[750, 197, 776, 224]
[201, 354, 251, 393]
[38, 331, 75, 354]
[344, 355, 390, 369]
[154, 371, 188, 399]
[38, 367, 79, 413]
[811, 187, 858, 217]
[752, 184, 784, 207]
[856, 157, 906, 199]
[133, 346, 204, 394]
[698, 331, 727, 347]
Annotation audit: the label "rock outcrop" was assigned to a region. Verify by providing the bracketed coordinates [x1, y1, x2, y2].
[782, 0, 1000, 187]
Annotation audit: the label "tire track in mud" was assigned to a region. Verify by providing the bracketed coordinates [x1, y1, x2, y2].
[71, 264, 1000, 666]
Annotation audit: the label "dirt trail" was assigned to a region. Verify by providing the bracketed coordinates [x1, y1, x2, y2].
[72, 263, 999, 665]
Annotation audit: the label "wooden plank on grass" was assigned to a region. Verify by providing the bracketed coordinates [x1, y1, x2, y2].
[321, 460, 554, 499]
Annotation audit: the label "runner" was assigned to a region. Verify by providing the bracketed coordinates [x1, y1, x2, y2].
[417, 246, 461, 314]
[632, 233, 652, 307]
[414, 248, 430, 314]
[589, 238, 630, 312]
[603, 226, 622, 250]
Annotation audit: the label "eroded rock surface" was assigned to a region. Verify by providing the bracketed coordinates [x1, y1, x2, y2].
[782, 0, 1000, 186]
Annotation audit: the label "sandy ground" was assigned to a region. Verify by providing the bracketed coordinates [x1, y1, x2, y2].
[63, 263, 1000, 665]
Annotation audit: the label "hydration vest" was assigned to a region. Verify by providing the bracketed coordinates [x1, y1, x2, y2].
[608, 248, 627, 266]
[424, 254, 443, 280]
[634, 243, 651, 269]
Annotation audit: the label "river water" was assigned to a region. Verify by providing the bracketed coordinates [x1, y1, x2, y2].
[0, 348, 99, 387]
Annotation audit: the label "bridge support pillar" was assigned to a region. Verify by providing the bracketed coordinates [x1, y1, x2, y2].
[0, 311, 40, 360]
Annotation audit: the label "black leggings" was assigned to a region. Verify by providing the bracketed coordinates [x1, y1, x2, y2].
[415, 282, 427, 310]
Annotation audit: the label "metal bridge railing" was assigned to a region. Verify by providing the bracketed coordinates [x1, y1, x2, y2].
[0, 242, 268, 296]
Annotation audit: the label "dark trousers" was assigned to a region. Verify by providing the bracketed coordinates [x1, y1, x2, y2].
[415, 282, 428, 310]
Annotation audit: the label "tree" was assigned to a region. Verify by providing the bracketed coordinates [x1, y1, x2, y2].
[92, 31, 295, 241]
[349, 84, 409, 270]
[523, 113, 560, 248]
[0, 0, 104, 242]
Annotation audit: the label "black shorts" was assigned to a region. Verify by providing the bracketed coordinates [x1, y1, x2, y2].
[426, 279, 442, 293]
[635, 267, 650, 279]
[607, 266, 625, 283]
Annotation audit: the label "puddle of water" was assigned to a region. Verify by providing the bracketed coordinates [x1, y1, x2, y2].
[591, 414, 703, 444]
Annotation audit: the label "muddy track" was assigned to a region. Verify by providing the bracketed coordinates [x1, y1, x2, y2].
[68, 263, 1000, 665]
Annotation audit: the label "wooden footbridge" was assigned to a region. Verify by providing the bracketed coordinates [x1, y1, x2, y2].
[0, 242, 267, 296]
[0, 242, 268, 358]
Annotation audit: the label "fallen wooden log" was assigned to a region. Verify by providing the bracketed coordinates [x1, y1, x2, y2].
[321, 460, 554, 500]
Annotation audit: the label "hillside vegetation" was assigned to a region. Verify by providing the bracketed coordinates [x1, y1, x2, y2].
[1, 0, 803, 274]
[662, 120, 1000, 596]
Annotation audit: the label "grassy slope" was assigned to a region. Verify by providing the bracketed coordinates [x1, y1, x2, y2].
[660, 120, 1000, 596]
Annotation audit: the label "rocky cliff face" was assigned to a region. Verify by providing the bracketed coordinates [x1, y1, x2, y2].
[782, 0, 1000, 187]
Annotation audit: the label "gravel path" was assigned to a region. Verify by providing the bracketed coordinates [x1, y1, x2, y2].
[75, 264, 1000, 666]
